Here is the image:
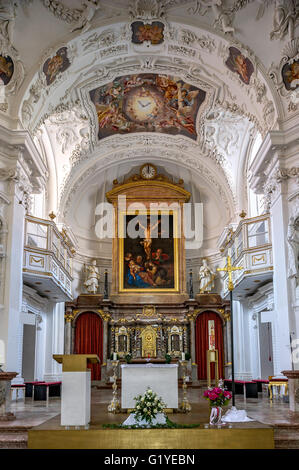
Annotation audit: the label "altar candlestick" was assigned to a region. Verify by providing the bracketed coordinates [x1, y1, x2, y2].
[217, 255, 243, 407]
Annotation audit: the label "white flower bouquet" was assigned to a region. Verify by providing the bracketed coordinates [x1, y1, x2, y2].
[133, 387, 166, 424]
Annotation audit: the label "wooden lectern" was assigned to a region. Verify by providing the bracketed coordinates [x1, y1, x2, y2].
[53, 354, 100, 428]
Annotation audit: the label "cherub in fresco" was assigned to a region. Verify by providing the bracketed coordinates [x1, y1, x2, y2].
[47, 54, 64, 82]
[0, 56, 13, 80]
[234, 54, 250, 84]
[177, 83, 199, 115]
[285, 61, 299, 89]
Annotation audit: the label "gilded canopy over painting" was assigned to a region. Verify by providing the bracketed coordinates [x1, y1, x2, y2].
[119, 212, 178, 292]
[89, 74, 206, 140]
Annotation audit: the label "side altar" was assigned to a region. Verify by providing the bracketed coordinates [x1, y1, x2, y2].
[64, 165, 231, 385]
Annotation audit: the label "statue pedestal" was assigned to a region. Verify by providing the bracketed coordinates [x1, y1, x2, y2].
[0, 371, 18, 421]
[282, 370, 299, 412]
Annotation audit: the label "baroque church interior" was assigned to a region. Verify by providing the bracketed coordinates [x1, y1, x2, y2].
[0, 0, 299, 451]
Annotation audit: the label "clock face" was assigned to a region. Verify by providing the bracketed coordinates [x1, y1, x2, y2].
[123, 85, 162, 123]
[141, 164, 156, 179]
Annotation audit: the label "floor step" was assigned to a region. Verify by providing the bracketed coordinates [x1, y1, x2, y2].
[274, 427, 299, 449]
[0, 432, 28, 449]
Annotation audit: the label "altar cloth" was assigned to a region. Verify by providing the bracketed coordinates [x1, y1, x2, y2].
[222, 406, 254, 423]
[121, 363, 178, 409]
[122, 413, 167, 427]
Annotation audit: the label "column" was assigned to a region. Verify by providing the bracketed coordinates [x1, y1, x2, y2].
[64, 308, 73, 354]
[1, 178, 26, 378]
[270, 180, 292, 373]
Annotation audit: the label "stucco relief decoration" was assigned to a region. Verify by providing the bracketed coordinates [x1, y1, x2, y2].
[89, 74, 206, 140]
[131, 21, 164, 45]
[43, 47, 71, 86]
[225, 47, 254, 85]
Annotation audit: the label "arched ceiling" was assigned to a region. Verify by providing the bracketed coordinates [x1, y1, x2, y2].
[1, 0, 298, 258]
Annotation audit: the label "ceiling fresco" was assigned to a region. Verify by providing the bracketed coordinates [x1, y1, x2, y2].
[89, 74, 206, 140]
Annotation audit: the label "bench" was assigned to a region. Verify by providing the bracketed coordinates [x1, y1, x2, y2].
[252, 379, 269, 393]
[224, 379, 258, 399]
[11, 384, 26, 401]
[32, 382, 61, 405]
[24, 381, 45, 398]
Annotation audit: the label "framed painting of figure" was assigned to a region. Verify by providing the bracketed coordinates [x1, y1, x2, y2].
[118, 210, 179, 292]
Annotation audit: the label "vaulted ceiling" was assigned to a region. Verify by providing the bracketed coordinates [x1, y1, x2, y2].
[1, 0, 298, 258]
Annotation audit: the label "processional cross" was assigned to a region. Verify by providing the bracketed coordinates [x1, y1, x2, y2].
[217, 255, 243, 407]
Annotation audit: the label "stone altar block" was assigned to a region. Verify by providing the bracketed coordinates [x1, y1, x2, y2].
[121, 363, 178, 410]
[53, 354, 100, 427]
[282, 370, 299, 412]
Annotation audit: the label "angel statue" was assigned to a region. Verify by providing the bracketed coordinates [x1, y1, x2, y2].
[198, 258, 215, 293]
[71, 0, 100, 34]
[84, 259, 100, 294]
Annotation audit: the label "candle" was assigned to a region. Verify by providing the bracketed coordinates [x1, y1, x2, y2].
[113, 352, 117, 360]
[228, 247, 232, 258]
[182, 352, 185, 361]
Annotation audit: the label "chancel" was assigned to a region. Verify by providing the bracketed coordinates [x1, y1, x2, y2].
[0, 0, 298, 451]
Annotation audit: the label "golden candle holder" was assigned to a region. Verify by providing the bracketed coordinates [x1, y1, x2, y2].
[179, 360, 191, 412]
[108, 360, 120, 413]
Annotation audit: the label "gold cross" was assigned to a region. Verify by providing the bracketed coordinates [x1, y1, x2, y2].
[217, 256, 243, 291]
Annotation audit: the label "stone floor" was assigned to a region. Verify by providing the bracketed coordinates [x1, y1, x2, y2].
[1, 387, 299, 448]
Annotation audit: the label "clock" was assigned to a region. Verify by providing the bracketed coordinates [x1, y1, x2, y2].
[123, 86, 162, 123]
[140, 163, 157, 180]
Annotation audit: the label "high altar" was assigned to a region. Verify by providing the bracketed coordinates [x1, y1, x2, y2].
[65, 165, 231, 384]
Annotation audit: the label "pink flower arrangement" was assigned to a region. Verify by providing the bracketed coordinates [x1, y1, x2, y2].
[203, 387, 232, 407]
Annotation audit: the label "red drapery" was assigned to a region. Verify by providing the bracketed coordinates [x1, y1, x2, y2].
[195, 311, 224, 380]
[74, 312, 103, 380]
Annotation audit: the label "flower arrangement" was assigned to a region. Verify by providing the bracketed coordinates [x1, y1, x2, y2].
[165, 353, 172, 364]
[133, 387, 166, 424]
[203, 387, 232, 407]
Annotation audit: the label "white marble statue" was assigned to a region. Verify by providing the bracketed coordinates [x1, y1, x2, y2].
[84, 259, 99, 294]
[287, 216, 299, 280]
[208, 0, 235, 34]
[71, 0, 100, 34]
[270, 0, 298, 41]
[0, 1, 17, 51]
[198, 258, 215, 293]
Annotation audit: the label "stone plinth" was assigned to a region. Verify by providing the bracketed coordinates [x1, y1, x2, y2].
[282, 370, 299, 413]
[0, 371, 17, 421]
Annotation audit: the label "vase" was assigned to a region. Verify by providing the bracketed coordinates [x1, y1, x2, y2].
[209, 406, 223, 425]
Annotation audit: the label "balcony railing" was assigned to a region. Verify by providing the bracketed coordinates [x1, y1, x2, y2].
[23, 215, 74, 301]
[219, 214, 272, 297]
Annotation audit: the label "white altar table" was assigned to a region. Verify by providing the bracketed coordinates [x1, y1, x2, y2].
[121, 363, 178, 409]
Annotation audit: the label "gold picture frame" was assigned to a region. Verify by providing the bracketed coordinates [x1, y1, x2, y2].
[118, 209, 179, 293]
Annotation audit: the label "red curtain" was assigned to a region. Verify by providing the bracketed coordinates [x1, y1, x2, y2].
[195, 311, 224, 380]
[74, 312, 103, 380]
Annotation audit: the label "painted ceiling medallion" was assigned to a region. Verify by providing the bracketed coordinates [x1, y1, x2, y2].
[131, 21, 164, 44]
[89, 74, 206, 140]
[43, 47, 70, 86]
[282, 60, 299, 91]
[0, 55, 14, 85]
[225, 47, 254, 85]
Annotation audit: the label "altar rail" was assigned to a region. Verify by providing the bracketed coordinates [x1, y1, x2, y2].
[219, 214, 272, 298]
[23, 215, 74, 301]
